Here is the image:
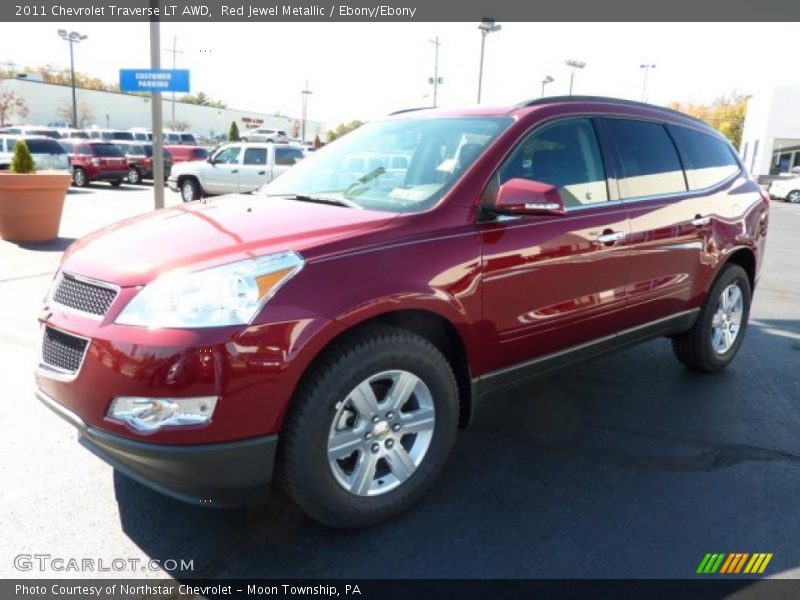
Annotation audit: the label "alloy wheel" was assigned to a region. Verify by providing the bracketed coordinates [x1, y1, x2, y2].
[327, 370, 435, 497]
[711, 283, 744, 354]
[788, 191, 800, 204]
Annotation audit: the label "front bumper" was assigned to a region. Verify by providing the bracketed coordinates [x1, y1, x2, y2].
[167, 177, 179, 191]
[37, 388, 278, 507]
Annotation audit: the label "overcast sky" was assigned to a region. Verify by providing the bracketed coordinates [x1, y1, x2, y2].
[1, 22, 798, 127]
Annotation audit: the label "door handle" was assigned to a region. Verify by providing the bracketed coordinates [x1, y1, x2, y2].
[595, 231, 625, 245]
[692, 215, 711, 227]
[231, 169, 239, 174]
[257, 170, 266, 175]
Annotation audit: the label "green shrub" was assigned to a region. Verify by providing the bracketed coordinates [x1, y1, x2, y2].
[10, 140, 36, 174]
[228, 121, 240, 142]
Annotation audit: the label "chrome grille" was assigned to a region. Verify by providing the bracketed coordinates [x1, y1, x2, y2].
[52, 273, 118, 317]
[41, 326, 89, 374]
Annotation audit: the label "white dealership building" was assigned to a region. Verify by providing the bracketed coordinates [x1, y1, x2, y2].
[740, 86, 800, 180]
[0, 77, 327, 142]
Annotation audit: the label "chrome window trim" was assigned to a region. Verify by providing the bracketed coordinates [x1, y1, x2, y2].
[50, 271, 121, 321]
[37, 324, 92, 382]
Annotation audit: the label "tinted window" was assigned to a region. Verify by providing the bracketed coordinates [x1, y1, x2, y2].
[243, 148, 267, 165]
[669, 126, 740, 190]
[91, 143, 125, 157]
[180, 133, 196, 143]
[24, 139, 66, 154]
[60, 141, 74, 153]
[606, 119, 686, 198]
[110, 131, 134, 141]
[192, 148, 209, 159]
[275, 146, 305, 166]
[499, 118, 608, 207]
[213, 146, 241, 164]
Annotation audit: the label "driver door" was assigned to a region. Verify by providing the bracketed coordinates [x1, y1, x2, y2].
[479, 117, 631, 376]
[204, 145, 241, 194]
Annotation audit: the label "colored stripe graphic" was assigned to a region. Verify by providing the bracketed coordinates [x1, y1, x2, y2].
[699, 553, 774, 575]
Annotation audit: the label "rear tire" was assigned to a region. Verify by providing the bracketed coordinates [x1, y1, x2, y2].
[72, 167, 88, 187]
[279, 325, 459, 528]
[787, 190, 800, 204]
[671, 264, 751, 372]
[127, 167, 141, 185]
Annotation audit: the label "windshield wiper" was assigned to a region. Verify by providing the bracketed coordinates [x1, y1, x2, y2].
[271, 194, 362, 209]
[343, 167, 386, 197]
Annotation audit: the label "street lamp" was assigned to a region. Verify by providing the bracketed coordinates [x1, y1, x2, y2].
[57, 29, 87, 128]
[640, 64, 656, 102]
[541, 75, 554, 97]
[301, 81, 312, 143]
[565, 60, 585, 96]
[428, 36, 443, 108]
[477, 18, 501, 104]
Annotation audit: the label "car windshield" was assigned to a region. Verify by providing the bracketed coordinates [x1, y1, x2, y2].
[258, 116, 511, 212]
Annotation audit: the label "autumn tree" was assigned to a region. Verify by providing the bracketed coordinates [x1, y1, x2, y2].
[0, 91, 30, 126]
[181, 92, 226, 108]
[668, 93, 749, 148]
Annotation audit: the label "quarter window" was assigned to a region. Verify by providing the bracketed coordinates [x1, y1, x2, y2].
[275, 147, 305, 166]
[499, 118, 609, 208]
[669, 126, 740, 190]
[606, 119, 686, 198]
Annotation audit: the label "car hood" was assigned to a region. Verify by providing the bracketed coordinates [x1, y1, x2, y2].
[61, 195, 398, 286]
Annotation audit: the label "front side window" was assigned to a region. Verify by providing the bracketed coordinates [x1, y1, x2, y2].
[669, 126, 740, 190]
[606, 119, 686, 198]
[213, 146, 241, 164]
[275, 147, 305, 166]
[243, 147, 267, 165]
[498, 118, 609, 208]
[259, 117, 511, 213]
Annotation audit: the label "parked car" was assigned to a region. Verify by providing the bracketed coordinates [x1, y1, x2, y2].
[0, 126, 61, 139]
[55, 128, 89, 139]
[240, 128, 288, 143]
[0, 135, 71, 171]
[165, 145, 209, 164]
[768, 176, 800, 203]
[115, 141, 173, 184]
[59, 140, 129, 187]
[168, 142, 305, 201]
[161, 130, 197, 145]
[128, 128, 153, 142]
[85, 129, 135, 142]
[36, 96, 769, 528]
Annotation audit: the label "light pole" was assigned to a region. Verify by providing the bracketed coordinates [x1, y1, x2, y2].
[477, 18, 501, 104]
[164, 36, 183, 128]
[640, 64, 656, 102]
[57, 30, 87, 128]
[428, 36, 443, 108]
[565, 60, 585, 96]
[301, 81, 312, 143]
[541, 75, 554, 97]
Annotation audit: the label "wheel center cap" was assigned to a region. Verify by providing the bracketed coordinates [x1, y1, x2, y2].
[372, 420, 390, 438]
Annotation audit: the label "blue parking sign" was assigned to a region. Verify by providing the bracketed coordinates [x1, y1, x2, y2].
[119, 69, 190, 93]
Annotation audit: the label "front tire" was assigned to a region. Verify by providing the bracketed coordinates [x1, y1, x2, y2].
[787, 190, 800, 204]
[672, 264, 751, 372]
[279, 325, 459, 528]
[180, 178, 201, 202]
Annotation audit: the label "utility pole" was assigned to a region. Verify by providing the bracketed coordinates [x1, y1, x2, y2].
[150, 3, 164, 210]
[640, 64, 656, 102]
[57, 30, 87, 128]
[429, 36, 442, 108]
[301, 81, 312, 143]
[164, 36, 183, 128]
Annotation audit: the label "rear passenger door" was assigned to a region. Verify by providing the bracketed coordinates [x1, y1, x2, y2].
[237, 147, 269, 193]
[602, 117, 709, 326]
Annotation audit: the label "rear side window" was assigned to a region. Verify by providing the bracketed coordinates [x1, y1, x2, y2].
[243, 147, 267, 165]
[92, 143, 125, 157]
[275, 146, 305, 166]
[669, 126, 740, 190]
[499, 117, 609, 208]
[24, 139, 65, 154]
[606, 119, 686, 198]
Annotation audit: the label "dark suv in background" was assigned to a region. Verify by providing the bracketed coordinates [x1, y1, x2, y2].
[37, 97, 768, 528]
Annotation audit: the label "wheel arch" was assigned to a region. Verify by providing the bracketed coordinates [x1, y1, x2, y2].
[723, 246, 756, 291]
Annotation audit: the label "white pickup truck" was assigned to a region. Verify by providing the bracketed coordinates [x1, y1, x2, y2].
[168, 142, 306, 202]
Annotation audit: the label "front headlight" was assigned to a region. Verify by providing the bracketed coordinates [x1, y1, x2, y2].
[115, 251, 304, 328]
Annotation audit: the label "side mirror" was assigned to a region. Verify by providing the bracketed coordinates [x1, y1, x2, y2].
[493, 178, 566, 216]
[206, 156, 215, 164]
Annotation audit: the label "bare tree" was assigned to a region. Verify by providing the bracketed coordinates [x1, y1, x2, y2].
[56, 102, 94, 128]
[0, 91, 30, 126]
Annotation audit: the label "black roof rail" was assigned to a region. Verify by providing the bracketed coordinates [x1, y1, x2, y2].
[513, 95, 709, 126]
[388, 107, 430, 116]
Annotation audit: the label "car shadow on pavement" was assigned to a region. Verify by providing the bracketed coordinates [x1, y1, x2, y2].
[114, 320, 800, 580]
[15, 237, 77, 252]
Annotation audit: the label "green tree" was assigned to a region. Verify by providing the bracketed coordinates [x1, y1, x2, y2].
[182, 91, 227, 108]
[327, 120, 364, 142]
[667, 92, 749, 148]
[10, 140, 35, 173]
[228, 121, 240, 141]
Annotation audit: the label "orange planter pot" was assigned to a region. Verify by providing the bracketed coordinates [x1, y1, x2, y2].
[0, 172, 72, 242]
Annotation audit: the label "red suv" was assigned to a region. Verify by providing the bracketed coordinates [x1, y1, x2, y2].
[60, 140, 129, 187]
[165, 144, 209, 164]
[37, 97, 769, 527]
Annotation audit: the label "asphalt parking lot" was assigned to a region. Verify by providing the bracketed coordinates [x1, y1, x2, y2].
[1, 184, 799, 580]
